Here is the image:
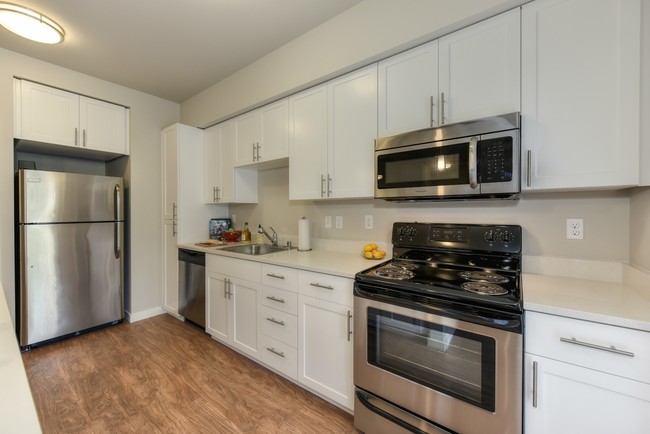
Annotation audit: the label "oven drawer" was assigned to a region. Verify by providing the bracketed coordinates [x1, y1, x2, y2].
[260, 335, 297, 380]
[262, 264, 298, 291]
[261, 305, 297, 346]
[525, 311, 650, 384]
[261, 286, 298, 315]
[298, 271, 353, 306]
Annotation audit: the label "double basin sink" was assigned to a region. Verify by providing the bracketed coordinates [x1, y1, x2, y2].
[220, 244, 293, 256]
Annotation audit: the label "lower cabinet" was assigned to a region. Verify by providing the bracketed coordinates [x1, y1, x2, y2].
[524, 311, 650, 434]
[297, 271, 354, 410]
[206, 256, 261, 360]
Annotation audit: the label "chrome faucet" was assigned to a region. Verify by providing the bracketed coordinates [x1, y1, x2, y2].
[258, 224, 278, 246]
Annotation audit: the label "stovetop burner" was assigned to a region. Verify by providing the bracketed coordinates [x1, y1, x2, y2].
[373, 265, 415, 280]
[461, 281, 508, 296]
[459, 271, 509, 284]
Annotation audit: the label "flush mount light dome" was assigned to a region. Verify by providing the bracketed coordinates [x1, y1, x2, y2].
[0, 2, 64, 44]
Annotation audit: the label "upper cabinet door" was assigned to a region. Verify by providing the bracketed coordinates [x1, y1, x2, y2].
[18, 80, 79, 147]
[289, 85, 328, 200]
[378, 40, 439, 137]
[521, 0, 641, 191]
[79, 96, 129, 155]
[234, 111, 258, 166]
[439, 8, 521, 125]
[161, 125, 179, 221]
[258, 98, 289, 162]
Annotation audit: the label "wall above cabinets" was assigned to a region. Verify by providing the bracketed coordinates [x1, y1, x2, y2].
[14, 79, 130, 161]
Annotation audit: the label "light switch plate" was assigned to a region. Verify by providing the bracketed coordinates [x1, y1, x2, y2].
[335, 216, 343, 229]
[324, 216, 332, 229]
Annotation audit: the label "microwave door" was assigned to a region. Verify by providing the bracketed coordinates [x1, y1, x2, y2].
[376, 138, 476, 199]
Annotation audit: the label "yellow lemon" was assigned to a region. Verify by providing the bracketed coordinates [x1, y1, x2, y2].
[363, 251, 374, 259]
[363, 244, 374, 252]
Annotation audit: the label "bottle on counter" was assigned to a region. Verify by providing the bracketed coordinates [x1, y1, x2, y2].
[241, 222, 251, 242]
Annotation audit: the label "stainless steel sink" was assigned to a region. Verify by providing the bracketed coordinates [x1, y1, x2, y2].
[220, 244, 292, 255]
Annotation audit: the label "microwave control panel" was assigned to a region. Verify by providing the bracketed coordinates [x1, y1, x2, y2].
[479, 137, 513, 183]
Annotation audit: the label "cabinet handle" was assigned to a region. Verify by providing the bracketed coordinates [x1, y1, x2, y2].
[440, 92, 446, 125]
[327, 174, 332, 197]
[172, 203, 177, 220]
[266, 273, 285, 280]
[75, 127, 78, 146]
[266, 296, 285, 304]
[347, 310, 352, 342]
[223, 278, 228, 299]
[172, 220, 177, 237]
[256, 142, 261, 161]
[83, 129, 87, 147]
[320, 175, 325, 198]
[310, 282, 334, 290]
[429, 95, 436, 127]
[266, 317, 285, 326]
[560, 337, 635, 358]
[532, 360, 538, 408]
[266, 347, 285, 358]
[216, 187, 220, 202]
[526, 150, 532, 188]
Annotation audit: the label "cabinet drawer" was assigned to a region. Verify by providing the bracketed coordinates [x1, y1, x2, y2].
[262, 264, 298, 291]
[526, 311, 650, 384]
[298, 270, 353, 306]
[261, 286, 297, 315]
[260, 335, 297, 380]
[207, 255, 261, 282]
[261, 306, 297, 346]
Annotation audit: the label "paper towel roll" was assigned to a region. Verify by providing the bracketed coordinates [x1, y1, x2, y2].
[298, 217, 311, 251]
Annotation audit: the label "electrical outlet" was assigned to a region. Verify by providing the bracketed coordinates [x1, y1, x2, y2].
[335, 216, 343, 229]
[364, 215, 374, 230]
[566, 218, 584, 240]
[231, 214, 236, 225]
[324, 216, 332, 229]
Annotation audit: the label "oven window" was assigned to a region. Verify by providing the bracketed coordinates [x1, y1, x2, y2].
[367, 307, 496, 412]
[377, 143, 469, 189]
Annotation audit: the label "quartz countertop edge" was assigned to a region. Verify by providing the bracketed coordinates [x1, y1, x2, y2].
[177, 242, 386, 279]
[523, 267, 650, 332]
[0, 283, 42, 433]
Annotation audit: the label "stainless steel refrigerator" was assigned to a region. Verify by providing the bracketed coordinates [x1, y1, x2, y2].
[17, 169, 124, 348]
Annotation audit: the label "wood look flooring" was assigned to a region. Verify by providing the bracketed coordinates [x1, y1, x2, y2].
[22, 314, 357, 433]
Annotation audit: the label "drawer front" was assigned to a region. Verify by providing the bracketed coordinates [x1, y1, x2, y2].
[262, 264, 298, 291]
[207, 255, 261, 282]
[526, 311, 650, 384]
[261, 286, 298, 315]
[298, 270, 353, 306]
[261, 306, 297, 346]
[260, 335, 298, 380]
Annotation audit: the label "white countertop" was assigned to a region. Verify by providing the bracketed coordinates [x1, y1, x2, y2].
[523, 265, 650, 332]
[178, 241, 387, 278]
[0, 286, 42, 433]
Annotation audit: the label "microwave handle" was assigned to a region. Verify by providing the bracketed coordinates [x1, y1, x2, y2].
[468, 137, 478, 189]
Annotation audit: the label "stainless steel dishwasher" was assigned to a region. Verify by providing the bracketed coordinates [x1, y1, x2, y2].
[178, 249, 205, 329]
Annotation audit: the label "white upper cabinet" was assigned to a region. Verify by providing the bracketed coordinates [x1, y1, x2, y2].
[378, 40, 439, 137]
[15, 79, 129, 156]
[377, 9, 520, 137]
[521, 0, 641, 191]
[234, 98, 289, 167]
[204, 121, 258, 204]
[438, 8, 521, 125]
[289, 65, 377, 200]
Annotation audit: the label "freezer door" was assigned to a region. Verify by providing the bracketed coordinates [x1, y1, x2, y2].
[19, 169, 124, 224]
[19, 222, 124, 346]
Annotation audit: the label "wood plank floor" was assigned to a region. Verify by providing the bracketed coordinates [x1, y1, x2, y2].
[22, 314, 357, 433]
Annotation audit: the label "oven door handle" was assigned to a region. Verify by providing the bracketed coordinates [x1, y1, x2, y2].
[468, 137, 478, 189]
[356, 389, 453, 434]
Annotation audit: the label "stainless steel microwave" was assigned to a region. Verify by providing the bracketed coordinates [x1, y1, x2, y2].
[375, 112, 520, 201]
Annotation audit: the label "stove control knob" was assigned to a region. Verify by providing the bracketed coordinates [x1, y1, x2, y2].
[501, 231, 513, 243]
[484, 230, 495, 242]
[408, 227, 418, 238]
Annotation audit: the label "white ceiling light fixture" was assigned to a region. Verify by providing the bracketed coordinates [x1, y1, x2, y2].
[0, 2, 64, 44]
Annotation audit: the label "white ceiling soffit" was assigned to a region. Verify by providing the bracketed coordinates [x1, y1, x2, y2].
[0, 0, 363, 102]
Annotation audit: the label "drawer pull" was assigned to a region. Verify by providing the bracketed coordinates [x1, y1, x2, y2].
[266, 317, 285, 326]
[266, 347, 285, 358]
[310, 282, 334, 290]
[266, 273, 285, 280]
[560, 337, 635, 358]
[266, 296, 285, 304]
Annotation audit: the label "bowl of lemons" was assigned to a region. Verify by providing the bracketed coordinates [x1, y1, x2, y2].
[362, 243, 386, 260]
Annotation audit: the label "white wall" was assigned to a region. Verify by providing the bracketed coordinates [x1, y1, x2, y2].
[0, 47, 180, 325]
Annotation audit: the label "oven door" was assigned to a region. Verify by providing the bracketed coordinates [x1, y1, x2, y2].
[375, 137, 476, 199]
[354, 286, 522, 434]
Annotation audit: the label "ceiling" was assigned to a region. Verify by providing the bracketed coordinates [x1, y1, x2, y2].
[0, 0, 362, 102]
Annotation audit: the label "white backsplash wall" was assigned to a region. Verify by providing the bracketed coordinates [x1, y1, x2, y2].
[229, 167, 631, 262]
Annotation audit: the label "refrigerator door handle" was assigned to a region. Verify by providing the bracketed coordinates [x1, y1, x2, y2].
[114, 185, 121, 259]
